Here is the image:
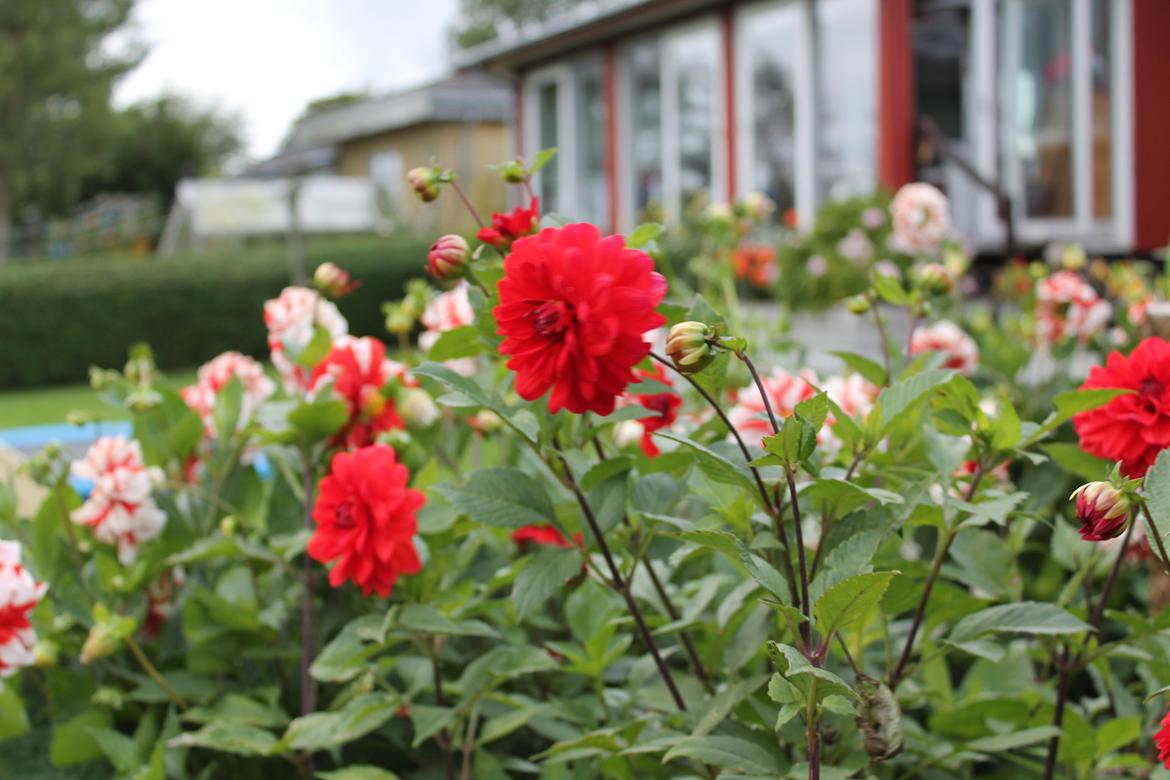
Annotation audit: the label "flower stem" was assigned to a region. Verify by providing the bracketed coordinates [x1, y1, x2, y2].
[430, 639, 458, 780]
[1042, 520, 1134, 780]
[125, 636, 187, 709]
[552, 438, 687, 711]
[786, 468, 813, 652]
[869, 298, 893, 385]
[737, 352, 779, 434]
[464, 266, 492, 297]
[449, 180, 485, 228]
[1140, 503, 1170, 575]
[300, 455, 316, 718]
[889, 463, 983, 689]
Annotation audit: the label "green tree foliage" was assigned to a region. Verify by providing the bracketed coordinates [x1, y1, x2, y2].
[0, 0, 140, 260]
[79, 95, 243, 215]
[451, 0, 588, 49]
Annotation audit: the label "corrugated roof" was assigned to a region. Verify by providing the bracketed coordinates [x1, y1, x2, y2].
[282, 70, 514, 152]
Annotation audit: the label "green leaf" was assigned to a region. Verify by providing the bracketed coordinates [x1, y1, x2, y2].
[1041, 443, 1113, 483]
[802, 479, 902, 518]
[579, 456, 633, 492]
[814, 571, 896, 640]
[51, 709, 114, 766]
[282, 693, 397, 753]
[1027, 388, 1132, 443]
[663, 735, 783, 775]
[168, 721, 278, 757]
[872, 273, 909, 305]
[513, 547, 582, 621]
[763, 414, 815, 465]
[87, 727, 141, 773]
[830, 351, 887, 387]
[529, 147, 557, 174]
[182, 694, 289, 729]
[393, 604, 500, 638]
[988, 399, 1022, 452]
[414, 362, 535, 442]
[965, 726, 1059, 753]
[871, 369, 956, 438]
[311, 619, 381, 683]
[290, 324, 334, 369]
[949, 602, 1091, 644]
[317, 768, 402, 780]
[288, 398, 348, 444]
[0, 683, 29, 742]
[440, 468, 555, 528]
[740, 550, 791, 602]
[1144, 449, 1170, 546]
[587, 471, 628, 534]
[427, 325, 482, 361]
[795, 392, 830, 432]
[409, 705, 456, 748]
[1095, 716, 1140, 757]
[656, 433, 761, 504]
[212, 377, 245, 444]
[628, 222, 665, 249]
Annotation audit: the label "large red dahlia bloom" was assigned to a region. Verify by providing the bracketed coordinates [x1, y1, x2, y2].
[477, 198, 540, 250]
[494, 223, 667, 415]
[1073, 337, 1170, 477]
[308, 444, 424, 597]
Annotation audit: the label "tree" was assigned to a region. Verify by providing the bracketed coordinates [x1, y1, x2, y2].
[452, 0, 588, 50]
[80, 96, 243, 216]
[0, 0, 140, 260]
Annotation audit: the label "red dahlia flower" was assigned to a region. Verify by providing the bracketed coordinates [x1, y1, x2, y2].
[511, 524, 582, 551]
[625, 364, 682, 457]
[477, 198, 540, 250]
[310, 336, 404, 448]
[308, 444, 424, 597]
[494, 223, 667, 415]
[1156, 708, 1170, 769]
[1073, 337, 1170, 477]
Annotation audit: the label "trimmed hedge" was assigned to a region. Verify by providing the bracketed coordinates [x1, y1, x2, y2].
[0, 235, 432, 389]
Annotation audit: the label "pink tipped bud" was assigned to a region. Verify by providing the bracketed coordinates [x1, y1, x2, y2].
[666, 321, 715, 374]
[408, 167, 441, 202]
[313, 262, 358, 299]
[1071, 481, 1131, 541]
[427, 234, 470, 280]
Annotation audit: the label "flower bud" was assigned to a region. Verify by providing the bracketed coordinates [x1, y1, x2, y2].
[469, 409, 503, 434]
[313, 262, 357, 299]
[427, 234, 470, 280]
[219, 515, 237, 536]
[399, 387, 439, 429]
[499, 159, 528, 184]
[407, 167, 440, 202]
[1061, 243, 1087, 271]
[703, 202, 734, 229]
[384, 304, 414, 335]
[740, 191, 775, 223]
[1071, 481, 1131, 541]
[666, 321, 715, 374]
[916, 263, 954, 296]
[81, 607, 134, 664]
[846, 295, 872, 315]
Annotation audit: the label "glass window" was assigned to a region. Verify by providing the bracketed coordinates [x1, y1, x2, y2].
[536, 81, 559, 213]
[626, 42, 662, 219]
[1011, 0, 1073, 218]
[667, 27, 717, 216]
[817, 0, 877, 201]
[1090, 0, 1112, 220]
[574, 62, 607, 225]
[743, 3, 801, 215]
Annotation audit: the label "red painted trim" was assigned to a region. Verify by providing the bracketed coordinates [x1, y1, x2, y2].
[1132, 0, 1170, 251]
[877, 0, 915, 191]
[721, 7, 737, 201]
[603, 43, 620, 233]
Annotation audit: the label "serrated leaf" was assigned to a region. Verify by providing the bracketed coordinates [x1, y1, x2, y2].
[1144, 449, 1170, 551]
[814, 571, 896, 639]
[948, 602, 1090, 644]
[802, 479, 902, 518]
[663, 735, 783, 775]
[830, 351, 887, 388]
[965, 726, 1059, 753]
[872, 369, 956, 438]
[513, 547, 582, 621]
[168, 721, 278, 757]
[656, 433, 761, 503]
[426, 325, 482, 361]
[288, 398, 349, 444]
[440, 468, 555, 528]
[628, 222, 665, 249]
[282, 694, 397, 752]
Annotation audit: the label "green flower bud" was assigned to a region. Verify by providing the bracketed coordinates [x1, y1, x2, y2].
[666, 321, 716, 374]
[847, 295, 872, 315]
[407, 167, 441, 203]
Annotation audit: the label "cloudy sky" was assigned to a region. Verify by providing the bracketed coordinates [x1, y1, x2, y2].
[114, 0, 460, 159]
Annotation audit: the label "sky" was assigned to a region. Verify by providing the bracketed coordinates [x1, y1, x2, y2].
[113, 0, 460, 159]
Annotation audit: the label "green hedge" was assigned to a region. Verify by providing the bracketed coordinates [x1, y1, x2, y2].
[0, 235, 432, 389]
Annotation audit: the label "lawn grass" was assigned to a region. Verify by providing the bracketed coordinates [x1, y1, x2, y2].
[0, 369, 197, 429]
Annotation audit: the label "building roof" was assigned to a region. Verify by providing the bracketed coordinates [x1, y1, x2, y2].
[281, 70, 514, 153]
[455, 0, 725, 71]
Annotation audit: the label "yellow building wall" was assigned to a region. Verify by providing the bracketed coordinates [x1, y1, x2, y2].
[338, 121, 511, 236]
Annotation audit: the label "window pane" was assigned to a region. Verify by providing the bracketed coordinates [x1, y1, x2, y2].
[537, 81, 559, 212]
[817, 0, 877, 201]
[668, 27, 717, 215]
[1091, 0, 1112, 220]
[627, 42, 662, 218]
[574, 63, 607, 225]
[1011, 0, 1073, 218]
[744, 3, 800, 215]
